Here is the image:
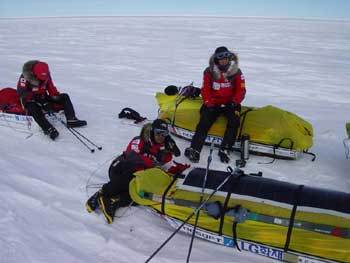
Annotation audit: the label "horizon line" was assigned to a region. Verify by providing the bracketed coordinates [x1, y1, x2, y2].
[0, 15, 349, 22]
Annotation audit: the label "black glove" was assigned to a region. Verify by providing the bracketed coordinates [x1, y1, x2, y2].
[165, 136, 181, 157]
[225, 103, 241, 115]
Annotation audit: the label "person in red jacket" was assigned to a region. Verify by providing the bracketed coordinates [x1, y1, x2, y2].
[86, 119, 188, 224]
[17, 60, 87, 140]
[185, 46, 246, 163]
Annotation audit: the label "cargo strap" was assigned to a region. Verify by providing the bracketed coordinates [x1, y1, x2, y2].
[161, 174, 179, 215]
[219, 170, 246, 251]
[237, 108, 253, 139]
[171, 96, 187, 126]
[284, 184, 304, 252]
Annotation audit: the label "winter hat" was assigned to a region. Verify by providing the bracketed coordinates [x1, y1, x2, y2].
[215, 46, 229, 55]
[32, 61, 49, 81]
[152, 119, 168, 132]
[214, 46, 232, 61]
[151, 119, 169, 137]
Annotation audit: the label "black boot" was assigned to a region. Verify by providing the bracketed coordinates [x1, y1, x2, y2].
[44, 126, 59, 140]
[86, 190, 102, 213]
[67, 117, 87, 128]
[218, 149, 230, 163]
[184, 147, 200, 163]
[98, 195, 120, 224]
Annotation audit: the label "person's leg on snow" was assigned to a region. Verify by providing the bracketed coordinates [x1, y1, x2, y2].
[218, 105, 240, 163]
[86, 158, 135, 224]
[25, 101, 59, 140]
[49, 93, 87, 127]
[185, 105, 219, 163]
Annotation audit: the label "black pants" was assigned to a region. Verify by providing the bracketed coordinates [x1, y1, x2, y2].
[101, 157, 136, 206]
[25, 93, 76, 132]
[190, 105, 240, 152]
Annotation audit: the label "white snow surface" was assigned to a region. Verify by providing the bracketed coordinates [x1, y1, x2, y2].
[0, 17, 349, 263]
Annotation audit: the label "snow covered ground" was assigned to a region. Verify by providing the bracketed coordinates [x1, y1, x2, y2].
[0, 17, 349, 263]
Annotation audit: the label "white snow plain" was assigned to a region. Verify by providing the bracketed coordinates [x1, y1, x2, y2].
[0, 17, 349, 263]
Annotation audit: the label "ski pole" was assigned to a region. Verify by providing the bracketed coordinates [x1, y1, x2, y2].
[62, 120, 96, 153]
[68, 126, 102, 150]
[145, 166, 238, 263]
[53, 114, 97, 153]
[186, 141, 214, 263]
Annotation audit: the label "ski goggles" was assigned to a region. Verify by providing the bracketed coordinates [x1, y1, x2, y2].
[214, 51, 232, 60]
[154, 128, 169, 137]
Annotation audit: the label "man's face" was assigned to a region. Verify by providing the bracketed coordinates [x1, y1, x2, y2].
[218, 57, 229, 66]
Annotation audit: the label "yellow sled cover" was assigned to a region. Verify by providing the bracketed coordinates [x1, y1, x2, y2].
[156, 93, 313, 151]
[130, 168, 350, 263]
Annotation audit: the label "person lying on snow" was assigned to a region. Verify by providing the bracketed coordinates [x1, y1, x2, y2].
[17, 60, 87, 140]
[184, 46, 246, 163]
[86, 119, 189, 224]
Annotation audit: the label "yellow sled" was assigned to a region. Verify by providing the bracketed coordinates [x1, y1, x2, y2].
[156, 92, 314, 159]
[130, 167, 350, 263]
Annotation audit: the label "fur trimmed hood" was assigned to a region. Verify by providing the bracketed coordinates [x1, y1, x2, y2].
[208, 51, 239, 80]
[22, 60, 40, 85]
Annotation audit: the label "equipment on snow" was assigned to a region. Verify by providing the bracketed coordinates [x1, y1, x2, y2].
[156, 92, 315, 160]
[54, 114, 102, 153]
[144, 166, 237, 263]
[118, 107, 147, 124]
[130, 167, 350, 263]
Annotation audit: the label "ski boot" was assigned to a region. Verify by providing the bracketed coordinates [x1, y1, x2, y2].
[67, 117, 87, 128]
[45, 126, 59, 140]
[218, 148, 230, 163]
[86, 190, 103, 213]
[98, 195, 120, 224]
[184, 147, 200, 163]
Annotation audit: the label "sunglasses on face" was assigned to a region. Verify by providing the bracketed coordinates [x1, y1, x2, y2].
[154, 129, 169, 137]
[215, 51, 232, 60]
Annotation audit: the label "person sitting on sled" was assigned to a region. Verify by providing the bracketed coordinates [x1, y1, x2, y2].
[86, 119, 189, 224]
[17, 60, 87, 140]
[184, 46, 246, 163]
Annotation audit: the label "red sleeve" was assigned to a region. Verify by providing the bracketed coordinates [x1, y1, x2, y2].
[232, 72, 246, 104]
[126, 138, 154, 168]
[201, 70, 214, 106]
[46, 76, 60, 97]
[160, 151, 172, 164]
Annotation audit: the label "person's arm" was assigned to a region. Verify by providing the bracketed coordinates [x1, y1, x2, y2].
[232, 70, 246, 104]
[16, 75, 32, 106]
[126, 137, 157, 168]
[201, 70, 216, 106]
[46, 75, 60, 97]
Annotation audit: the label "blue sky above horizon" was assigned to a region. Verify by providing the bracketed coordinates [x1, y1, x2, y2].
[0, 0, 349, 19]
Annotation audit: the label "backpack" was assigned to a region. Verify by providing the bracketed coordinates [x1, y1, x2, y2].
[0, 87, 26, 114]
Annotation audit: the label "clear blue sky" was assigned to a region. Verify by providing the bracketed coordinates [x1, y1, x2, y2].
[0, 0, 349, 19]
